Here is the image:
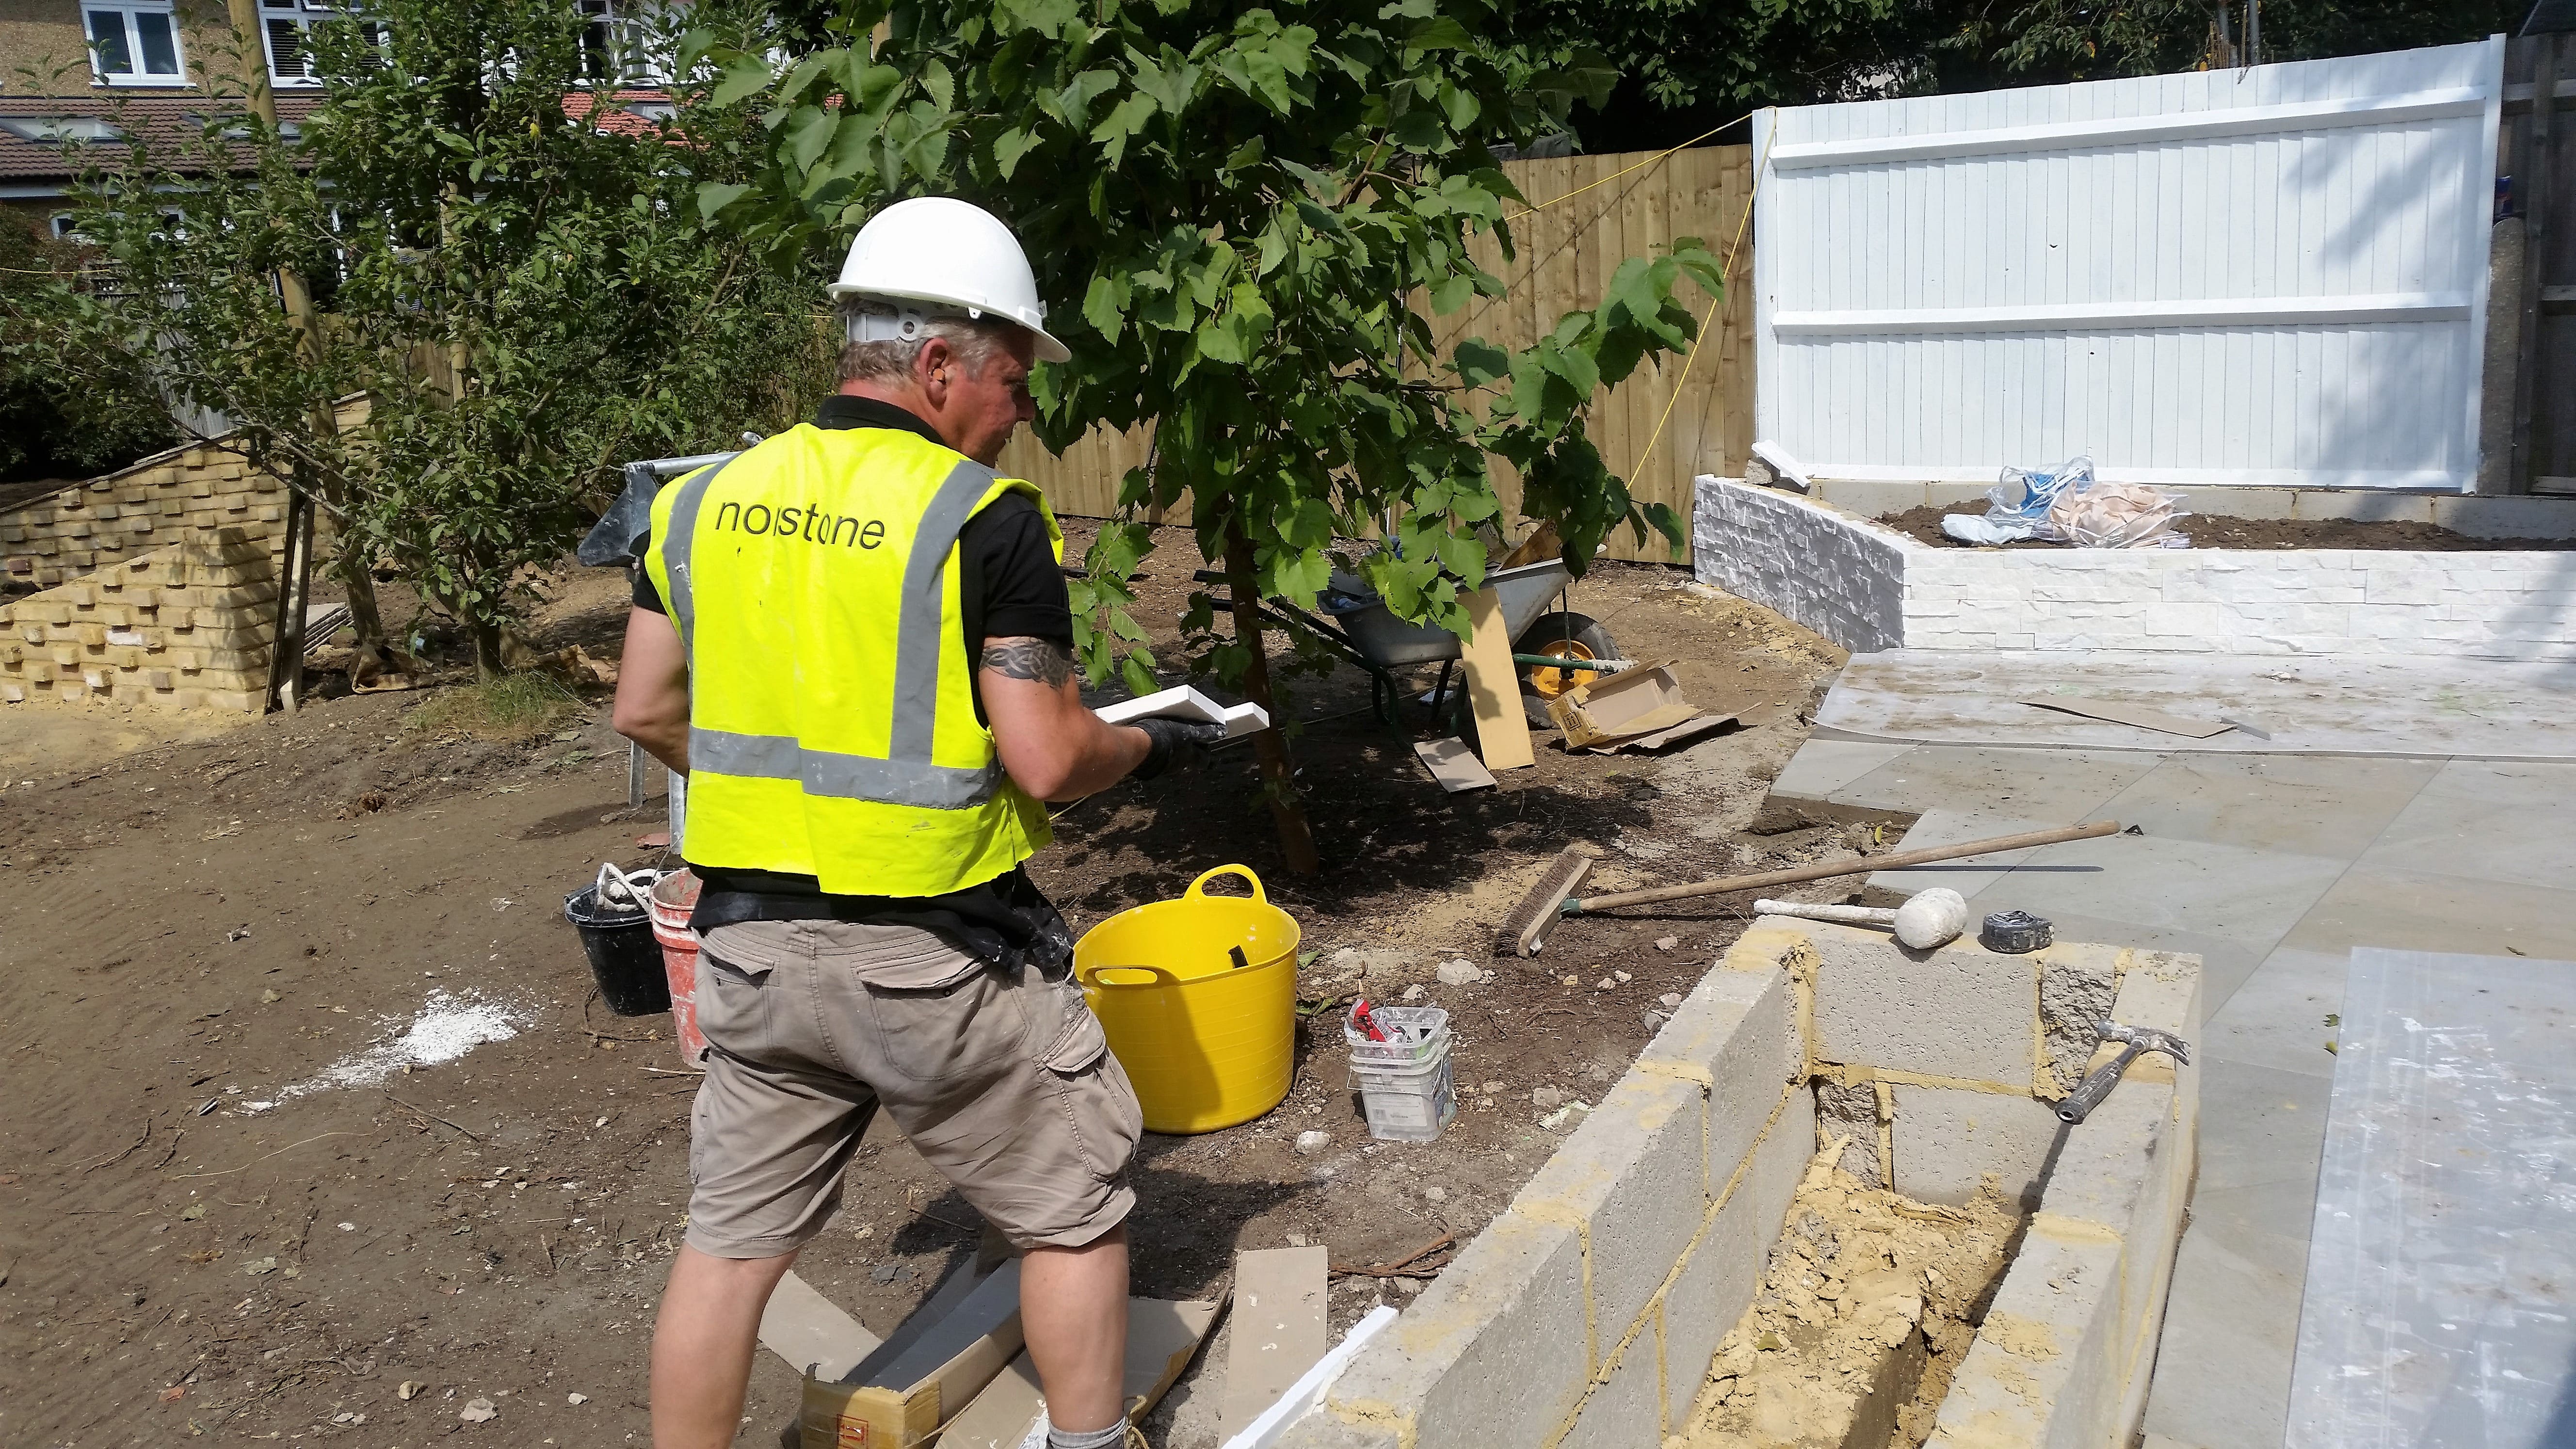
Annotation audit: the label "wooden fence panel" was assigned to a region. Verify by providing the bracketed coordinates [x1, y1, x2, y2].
[2502, 33, 2575, 493]
[999, 144, 1757, 563]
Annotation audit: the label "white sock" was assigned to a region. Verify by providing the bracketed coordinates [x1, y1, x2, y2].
[1046, 1419, 1127, 1449]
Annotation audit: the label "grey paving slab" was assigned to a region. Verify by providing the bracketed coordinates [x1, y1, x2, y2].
[2141, 1060, 2335, 1449]
[2091, 753, 2437, 860]
[1766, 738, 1916, 803]
[1946, 831, 2353, 950]
[2200, 948, 2349, 1078]
[1865, 808, 2069, 898]
[2279, 866, 2576, 961]
[2351, 786, 2576, 895]
[2287, 949, 2576, 1449]
[1986, 909, 2274, 1017]
[2413, 756, 2576, 805]
[2142, 1224, 2316, 1449]
[2188, 1059, 2334, 1253]
[1827, 743, 2163, 818]
[1818, 650, 2576, 759]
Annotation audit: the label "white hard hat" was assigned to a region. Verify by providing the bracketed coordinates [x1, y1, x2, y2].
[826, 197, 1069, 364]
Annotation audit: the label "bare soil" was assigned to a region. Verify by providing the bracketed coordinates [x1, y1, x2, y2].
[1675, 1146, 2020, 1449]
[0, 524, 1889, 1448]
[1877, 504, 2576, 552]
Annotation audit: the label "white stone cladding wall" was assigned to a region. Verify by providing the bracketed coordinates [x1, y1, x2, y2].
[1691, 478, 1906, 651]
[1692, 475, 2576, 661]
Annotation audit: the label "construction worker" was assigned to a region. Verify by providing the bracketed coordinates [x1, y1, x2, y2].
[612, 196, 1219, 1449]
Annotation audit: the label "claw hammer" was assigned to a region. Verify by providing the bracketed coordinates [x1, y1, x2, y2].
[2056, 1020, 2191, 1125]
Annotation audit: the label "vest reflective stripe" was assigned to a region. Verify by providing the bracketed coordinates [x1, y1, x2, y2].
[891, 461, 1003, 764]
[661, 453, 999, 800]
[658, 452, 734, 651]
[687, 727, 999, 809]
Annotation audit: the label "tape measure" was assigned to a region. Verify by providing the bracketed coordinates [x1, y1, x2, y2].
[1980, 911, 2053, 954]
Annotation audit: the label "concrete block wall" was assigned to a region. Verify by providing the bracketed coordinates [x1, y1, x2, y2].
[0, 527, 279, 711]
[0, 396, 363, 593]
[1926, 948, 2204, 1449]
[1693, 475, 2576, 662]
[1283, 965, 1814, 1449]
[1278, 920, 2200, 1449]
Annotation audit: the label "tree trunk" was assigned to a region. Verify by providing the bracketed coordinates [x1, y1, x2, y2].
[329, 526, 387, 650]
[1222, 517, 1320, 875]
[467, 614, 507, 681]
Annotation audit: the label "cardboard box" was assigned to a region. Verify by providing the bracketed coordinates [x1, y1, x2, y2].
[800, 1261, 1024, 1448]
[1546, 662, 1725, 750]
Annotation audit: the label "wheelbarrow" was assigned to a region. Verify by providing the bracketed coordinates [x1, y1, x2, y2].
[1193, 557, 1626, 742]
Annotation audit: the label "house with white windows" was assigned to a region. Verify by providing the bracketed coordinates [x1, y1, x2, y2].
[0, 0, 664, 239]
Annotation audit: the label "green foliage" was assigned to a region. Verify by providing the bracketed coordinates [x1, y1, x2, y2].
[32, 0, 828, 672]
[1521, 0, 2531, 152]
[0, 222, 175, 482]
[1935, 0, 2531, 88]
[690, 0, 1720, 690]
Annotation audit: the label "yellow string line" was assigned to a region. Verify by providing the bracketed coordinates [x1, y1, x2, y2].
[1502, 111, 1754, 221]
[1627, 122, 1776, 491]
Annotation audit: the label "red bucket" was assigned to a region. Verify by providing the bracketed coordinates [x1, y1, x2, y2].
[648, 868, 710, 1070]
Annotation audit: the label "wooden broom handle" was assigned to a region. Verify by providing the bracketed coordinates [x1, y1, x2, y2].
[1575, 820, 2122, 912]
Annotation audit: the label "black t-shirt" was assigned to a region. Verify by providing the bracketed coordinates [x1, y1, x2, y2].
[629, 395, 1076, 971]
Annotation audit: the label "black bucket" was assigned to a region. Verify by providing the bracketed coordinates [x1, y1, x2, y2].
[565, 885, 671, 1016]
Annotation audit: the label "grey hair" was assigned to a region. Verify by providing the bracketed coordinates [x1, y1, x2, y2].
[835, 299, 1019, 386]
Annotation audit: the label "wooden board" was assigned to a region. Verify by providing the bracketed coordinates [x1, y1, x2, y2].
[2018, 696, 2236, 739]
[759, 1270, 882, 1382]
[1413, 737, 1497, 793]
[839, 1259, 988, 1387]
[1459, 586, 1534, 771]
[800, 1261, 1025, 1448]
[937, 1297, 1224, 1449]
[1219, 1247, 1330, 1438]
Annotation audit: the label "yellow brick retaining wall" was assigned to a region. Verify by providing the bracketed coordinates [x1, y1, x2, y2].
[0, 526, 279, 712]
[0, 397, 365, 592]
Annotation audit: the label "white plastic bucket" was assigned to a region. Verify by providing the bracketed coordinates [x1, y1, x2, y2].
[1351, 1047, 1456, 1143]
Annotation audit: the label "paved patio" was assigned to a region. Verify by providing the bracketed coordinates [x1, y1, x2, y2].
[1766, 734, 2576, 1449]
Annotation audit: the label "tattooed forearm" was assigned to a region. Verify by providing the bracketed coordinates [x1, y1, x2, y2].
[980, 636, 1077, 687]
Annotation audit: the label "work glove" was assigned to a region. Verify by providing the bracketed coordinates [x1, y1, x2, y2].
[1130, 718, 1226, 781]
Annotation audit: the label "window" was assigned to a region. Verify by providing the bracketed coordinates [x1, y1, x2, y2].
[260, 0, 381, 87]
[51, 213, 80, 241]
[581, 0, 667, 84]
[85, 3, 186, 85]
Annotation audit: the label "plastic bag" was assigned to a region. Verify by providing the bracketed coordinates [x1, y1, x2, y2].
[1985, 456, 2095, 541]
[1982, 455, 2189, 548]
[2049, 479, 2189, 548]
[1941, 514, 2041, 545]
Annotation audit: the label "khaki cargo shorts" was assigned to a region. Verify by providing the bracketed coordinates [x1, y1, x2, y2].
[682, 918, 1142, 1259]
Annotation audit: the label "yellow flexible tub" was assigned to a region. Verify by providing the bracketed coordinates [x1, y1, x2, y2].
[1074, 865, 1301, 1134]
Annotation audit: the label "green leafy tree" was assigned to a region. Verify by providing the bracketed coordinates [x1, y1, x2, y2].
[1517, 0, 1913, 153]
[1524, 1, 2534, 153]
[689, 0, 1726, 868]
[0, 221, 175, 485]
[38, 0, 828, 675]
[1947, 0, 2530, 86]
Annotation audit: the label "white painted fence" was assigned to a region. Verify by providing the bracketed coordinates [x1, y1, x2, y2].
[1752, 39, 2508, 491]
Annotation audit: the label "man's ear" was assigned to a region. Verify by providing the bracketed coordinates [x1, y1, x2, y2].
[917, 336, 955, 406]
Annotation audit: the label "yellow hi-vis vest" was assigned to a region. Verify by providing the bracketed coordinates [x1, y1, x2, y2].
[642, 424, 1060, 897]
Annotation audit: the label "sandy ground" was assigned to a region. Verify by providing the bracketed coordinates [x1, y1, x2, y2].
[0, 528, 1889, 1447]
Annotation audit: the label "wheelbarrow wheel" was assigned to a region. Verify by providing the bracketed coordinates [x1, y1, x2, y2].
[1515, 612, 1619, 700]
